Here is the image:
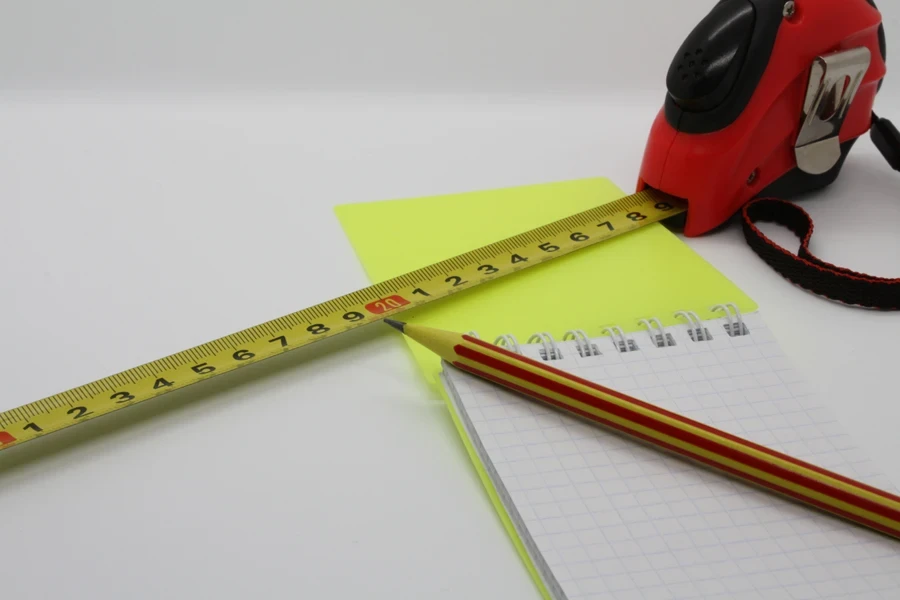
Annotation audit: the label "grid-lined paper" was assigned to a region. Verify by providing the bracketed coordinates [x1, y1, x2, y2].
[443, 312, 900, 600]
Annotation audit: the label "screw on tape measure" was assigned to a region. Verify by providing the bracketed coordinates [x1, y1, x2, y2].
[0, 189, 683, 451]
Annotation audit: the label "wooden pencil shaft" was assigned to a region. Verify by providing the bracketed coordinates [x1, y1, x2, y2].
[395, 322, 900, 541]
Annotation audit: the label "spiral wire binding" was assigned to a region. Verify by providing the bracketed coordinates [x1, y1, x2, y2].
[638, 318, 676, 348]
[493, 334, 523, 355]
[482, 303, 752, 362]
[713, 303, 750, 337]
[527, 333, 563, 361]
[602, 326, 639, 353]
[675, 310, 713, 342]
[563, 330, 602, 357]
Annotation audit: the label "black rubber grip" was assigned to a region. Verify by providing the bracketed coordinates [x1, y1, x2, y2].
[665, 0, 785, 134]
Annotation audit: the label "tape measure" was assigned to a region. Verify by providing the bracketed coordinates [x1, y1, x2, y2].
[0, 189, 682, 451]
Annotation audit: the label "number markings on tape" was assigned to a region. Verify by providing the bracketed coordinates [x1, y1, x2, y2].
[0, 190, 683, 449]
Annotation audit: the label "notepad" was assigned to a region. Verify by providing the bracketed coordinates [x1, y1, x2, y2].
[336, 178, 900, 599]
[441, 314, 900, 599]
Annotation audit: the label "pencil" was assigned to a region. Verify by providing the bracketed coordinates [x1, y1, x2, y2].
[385, 319, 900, 541]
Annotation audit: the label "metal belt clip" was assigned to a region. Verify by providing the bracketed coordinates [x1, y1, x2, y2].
[795, 47, 871, 175]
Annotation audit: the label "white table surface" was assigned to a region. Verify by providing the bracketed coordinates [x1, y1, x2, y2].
[2, 2, 899, 599]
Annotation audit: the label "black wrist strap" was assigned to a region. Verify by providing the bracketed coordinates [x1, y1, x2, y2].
[739, 115, 899, 311]
[741, 199, 899, 310]
[872, 113, 900, 171]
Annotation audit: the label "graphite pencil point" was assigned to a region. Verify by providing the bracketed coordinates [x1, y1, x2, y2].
[384, 319, 407, 333]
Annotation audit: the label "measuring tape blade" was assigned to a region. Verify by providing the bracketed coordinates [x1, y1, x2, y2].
[0, 189, 683, 450]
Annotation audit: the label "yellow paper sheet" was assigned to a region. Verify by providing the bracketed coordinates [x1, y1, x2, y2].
[335, 177, 756, 387]
[435, 378, 554, 598]
[336, 177, 758, 599]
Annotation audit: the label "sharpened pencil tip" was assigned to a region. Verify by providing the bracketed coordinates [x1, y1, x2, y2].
[384, 319, 407, 333]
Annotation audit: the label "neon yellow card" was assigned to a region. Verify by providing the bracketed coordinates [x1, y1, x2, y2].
[336, 177, 757, 599]
[335, 177, 755, 387]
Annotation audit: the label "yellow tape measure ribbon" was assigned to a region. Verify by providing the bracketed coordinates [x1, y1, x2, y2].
[0, 189, 683, 450]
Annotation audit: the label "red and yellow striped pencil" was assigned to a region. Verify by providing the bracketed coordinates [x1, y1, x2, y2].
[385, 319, 900, 540]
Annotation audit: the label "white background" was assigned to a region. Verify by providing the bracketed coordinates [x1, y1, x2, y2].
[1, 1, 898, 598]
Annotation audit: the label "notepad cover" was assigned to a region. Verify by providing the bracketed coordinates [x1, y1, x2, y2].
[334, 177, 756, 389]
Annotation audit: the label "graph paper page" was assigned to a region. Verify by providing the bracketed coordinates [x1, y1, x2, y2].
[443, 312, 900, 600]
